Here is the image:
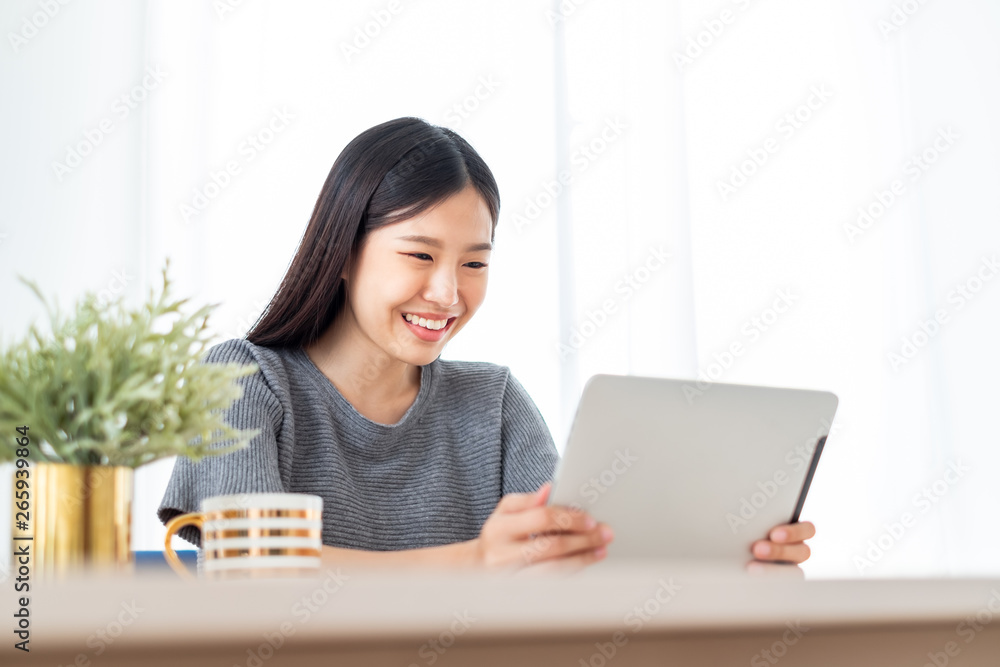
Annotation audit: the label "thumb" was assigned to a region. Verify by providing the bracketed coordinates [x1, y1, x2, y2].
[496, 481, 552, 514]
[532, 481, 552, 505]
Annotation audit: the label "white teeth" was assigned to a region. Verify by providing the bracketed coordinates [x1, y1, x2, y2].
[404, 313, 448, 330]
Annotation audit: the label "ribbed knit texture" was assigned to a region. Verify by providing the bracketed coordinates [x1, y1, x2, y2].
[157, 338, 559, 551]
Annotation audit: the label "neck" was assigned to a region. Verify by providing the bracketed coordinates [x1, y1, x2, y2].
[303, 310, 421, 406]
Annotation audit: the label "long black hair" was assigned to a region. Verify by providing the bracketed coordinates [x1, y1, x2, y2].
[246, 117, 500, 348]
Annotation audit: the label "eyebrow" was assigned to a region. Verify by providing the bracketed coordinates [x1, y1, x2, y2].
[396, 235, 492, 252]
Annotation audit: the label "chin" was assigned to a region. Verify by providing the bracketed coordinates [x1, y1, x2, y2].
[409, 350, 442, 366]
[387, 343, 438, 367]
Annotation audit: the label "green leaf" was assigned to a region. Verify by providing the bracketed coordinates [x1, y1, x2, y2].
[0, 260, 257, 467]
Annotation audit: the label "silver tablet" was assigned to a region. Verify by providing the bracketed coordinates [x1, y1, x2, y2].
[548, 374, 838, 561]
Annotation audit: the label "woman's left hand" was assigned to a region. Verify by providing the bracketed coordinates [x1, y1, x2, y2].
[750, 521, 815, 564]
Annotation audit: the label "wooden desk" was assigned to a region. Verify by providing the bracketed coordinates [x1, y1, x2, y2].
[3, 559, 999, 666]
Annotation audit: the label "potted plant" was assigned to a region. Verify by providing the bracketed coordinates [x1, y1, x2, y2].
[0, 260, 259, 578]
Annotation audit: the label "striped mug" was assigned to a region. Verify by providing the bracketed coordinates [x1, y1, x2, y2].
[163, 493, 323, 579]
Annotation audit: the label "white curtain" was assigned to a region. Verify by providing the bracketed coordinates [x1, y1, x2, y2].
[671, 0, 1000, 577]
[1, 0, 997, 579]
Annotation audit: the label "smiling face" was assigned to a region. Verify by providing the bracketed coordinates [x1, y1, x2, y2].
[340, 183, 494, 368]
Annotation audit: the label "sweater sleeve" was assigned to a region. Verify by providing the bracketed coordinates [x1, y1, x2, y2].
[156, 340, 286, 547]
[499, 370, 560, 496]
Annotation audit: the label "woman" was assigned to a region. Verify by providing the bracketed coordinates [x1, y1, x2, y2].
[158, 117, 814, 571]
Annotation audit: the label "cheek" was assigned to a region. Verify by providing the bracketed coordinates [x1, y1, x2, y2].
[462, 274, 489, 313]
[356, 267, 418, 312]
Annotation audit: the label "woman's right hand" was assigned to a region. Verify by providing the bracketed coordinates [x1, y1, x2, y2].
[470, 482, 614, 573]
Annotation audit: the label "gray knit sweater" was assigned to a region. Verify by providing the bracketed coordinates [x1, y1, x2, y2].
[157, 338, 559, 550]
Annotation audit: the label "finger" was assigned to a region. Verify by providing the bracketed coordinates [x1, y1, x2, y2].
[515, 544, 609, 576]
[769, 521, 815, 543]
[751, 540, 811, 564]
[518, 525, 613, 566]
[534, 481, 552, 505]
[495, 482, 552, 514]
[499, 505, 599, 540]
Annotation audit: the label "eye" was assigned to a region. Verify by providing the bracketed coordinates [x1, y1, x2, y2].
[407, 253, 433, 261]
[465, 262, 488, 269]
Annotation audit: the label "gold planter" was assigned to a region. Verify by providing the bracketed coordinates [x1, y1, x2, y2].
[12, 463, 134, 579]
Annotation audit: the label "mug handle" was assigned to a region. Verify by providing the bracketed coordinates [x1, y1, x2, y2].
[163, 512, 205, 580]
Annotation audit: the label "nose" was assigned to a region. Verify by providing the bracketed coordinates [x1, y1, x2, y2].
[424, 265, 459, 308]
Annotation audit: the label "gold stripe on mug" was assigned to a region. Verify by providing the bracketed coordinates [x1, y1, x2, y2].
[203, 517, 321, 532]
[208, 509, 322, 520]
[210, 567, 320, 580]
[205, 547, 322, 559]
[203, 528, 322, 540]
